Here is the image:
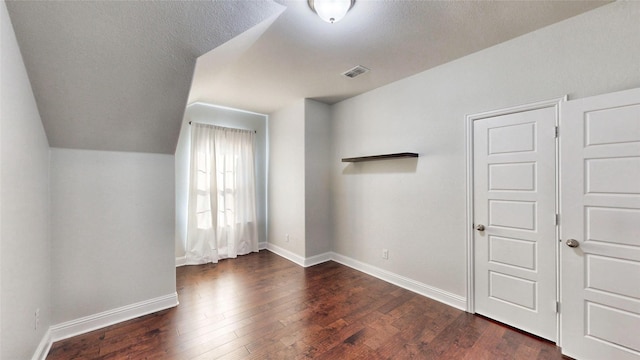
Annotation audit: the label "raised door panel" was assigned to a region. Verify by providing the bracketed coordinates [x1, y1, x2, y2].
[473, 104, 557, 342]
[561, 87, 640, 360]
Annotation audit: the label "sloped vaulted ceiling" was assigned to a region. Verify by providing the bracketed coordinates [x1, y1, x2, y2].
[7, 0, 608, 154]
[6, 0, 285, 154]
[189, 0, 608, 115]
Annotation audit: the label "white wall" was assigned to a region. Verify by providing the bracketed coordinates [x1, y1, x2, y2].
[268, 99, 333, 261]
[304, 100, 332, 257]
[268, 100, 306, 256]
[0, 2, 52, 358]
[331, 1, 640, 299]
[50, 148, 175, 323]
[175, 103, 268, 259]
[175, 115, 190, 258]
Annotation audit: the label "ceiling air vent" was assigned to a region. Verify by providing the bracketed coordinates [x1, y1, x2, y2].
[342, 65, 370, 79]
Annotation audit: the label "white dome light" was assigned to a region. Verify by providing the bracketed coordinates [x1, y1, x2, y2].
[308, 0, 355, 24]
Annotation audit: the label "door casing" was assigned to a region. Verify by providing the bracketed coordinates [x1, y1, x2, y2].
[465, 96, 566, 344]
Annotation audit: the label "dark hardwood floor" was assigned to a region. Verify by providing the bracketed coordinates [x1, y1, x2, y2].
[47, 251, 567, 359]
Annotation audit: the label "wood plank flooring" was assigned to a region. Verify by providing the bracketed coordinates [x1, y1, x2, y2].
[46, 251, 568, 359]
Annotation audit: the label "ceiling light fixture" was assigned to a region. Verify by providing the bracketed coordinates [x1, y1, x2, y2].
[308, 0, 355, 24]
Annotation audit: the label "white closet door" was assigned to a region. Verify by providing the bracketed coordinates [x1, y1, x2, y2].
[561, 87, 640, 360]
[473, 104, 558, 341]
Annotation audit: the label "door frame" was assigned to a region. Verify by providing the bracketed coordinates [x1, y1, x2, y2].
[465, 96, 566, 343]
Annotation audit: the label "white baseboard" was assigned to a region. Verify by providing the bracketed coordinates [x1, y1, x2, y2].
[175, 255, 187, 267]
[31, 328, 52, 360]
[36, 250, 464, 358]
[265, 243, 331, 268]
[263, 245, 465, 310]
[330, 252, 467, 311]
[49, 292, 179, 343]
[304, 251, 332, 267]
[259, 241, 267, 250]
[266, 243, 306, 267]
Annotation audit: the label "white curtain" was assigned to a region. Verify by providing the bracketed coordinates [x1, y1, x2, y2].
[186, 123, 258, 265]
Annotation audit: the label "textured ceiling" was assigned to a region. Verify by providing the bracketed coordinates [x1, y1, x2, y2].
[6, 1, 608, 154]
[6, 0, 285, 154]
[190, 0, 608, 114]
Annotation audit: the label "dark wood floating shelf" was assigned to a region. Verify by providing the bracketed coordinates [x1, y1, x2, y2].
[342, 152, 419, 163]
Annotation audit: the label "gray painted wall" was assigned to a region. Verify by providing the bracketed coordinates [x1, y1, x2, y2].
[50, 148, 175, 323]
[0, 2, 52, 358]
[304, 100, 332, 257]
[267, 99, 333, 259]
[268, 100, 306, 256]
[330, 1, 640, 298]
[2, 2, 639, 358]
[175, 103, 268, 259]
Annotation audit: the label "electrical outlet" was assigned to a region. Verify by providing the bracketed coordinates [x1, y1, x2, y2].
[382, 249, 389, 260]
[35, 308, 40, 330]
[286, 234, 290, 243]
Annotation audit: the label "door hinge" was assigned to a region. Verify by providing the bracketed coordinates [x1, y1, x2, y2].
[555, 126, 559, 138]
[556, 301, 560, 313]
[555, 214, 559, 225]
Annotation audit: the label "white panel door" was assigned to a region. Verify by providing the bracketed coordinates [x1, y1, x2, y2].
[561, 87, 640, 360]
[473, 105, 558, 341]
